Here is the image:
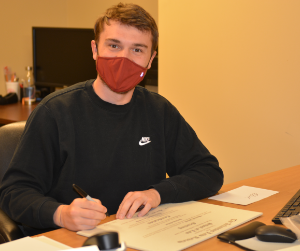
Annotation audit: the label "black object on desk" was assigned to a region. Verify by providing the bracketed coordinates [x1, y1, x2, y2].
[272, 189, 300, 224]
[0, 93, 18, 105]
[255, 225, 297, 243]
[83, 231, 127, 251]
[218, 221, 265, 243]
[218, 221, 297, 251]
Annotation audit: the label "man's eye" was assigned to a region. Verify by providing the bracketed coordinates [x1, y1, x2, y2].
[110, 44, 118, 49]
[133, 48, 142, 53]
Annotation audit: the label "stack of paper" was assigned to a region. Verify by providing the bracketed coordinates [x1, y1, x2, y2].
[1, 236, 70, 251]
[78, 201, 263, 251]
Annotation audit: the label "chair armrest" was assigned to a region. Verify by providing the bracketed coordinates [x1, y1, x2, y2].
[0, 208, 24, 244]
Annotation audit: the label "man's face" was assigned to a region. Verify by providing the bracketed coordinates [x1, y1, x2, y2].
[92, 20, 156, 69]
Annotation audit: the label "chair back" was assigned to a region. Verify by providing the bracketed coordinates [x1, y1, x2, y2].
[0, 121, 26, 243]
[0, 121, 26, 183]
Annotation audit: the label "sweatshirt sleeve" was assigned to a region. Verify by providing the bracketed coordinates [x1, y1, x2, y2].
[0, 104, 63, 229]
[151, 104, 224, 204]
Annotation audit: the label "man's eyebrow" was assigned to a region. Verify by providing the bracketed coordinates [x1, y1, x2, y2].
[133, 43, 148, 48]
[105, 39, 148, 48]
[105, 38, 121, 43]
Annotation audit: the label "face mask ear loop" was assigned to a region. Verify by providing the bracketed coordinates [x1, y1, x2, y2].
[146, 53, 154, 68]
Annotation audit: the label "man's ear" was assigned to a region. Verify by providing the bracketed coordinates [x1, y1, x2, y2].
[91, 40, 98, 60]
[147, 51, 157, 69]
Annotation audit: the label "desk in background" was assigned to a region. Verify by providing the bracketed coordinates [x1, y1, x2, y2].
[37, 164, 300, 251]
[0, 102, 38, 125]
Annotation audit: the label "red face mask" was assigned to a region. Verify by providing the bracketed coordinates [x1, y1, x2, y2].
[96, 56, 148, 93]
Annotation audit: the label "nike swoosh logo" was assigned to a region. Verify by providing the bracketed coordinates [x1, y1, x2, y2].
[139, 140, 151, 146]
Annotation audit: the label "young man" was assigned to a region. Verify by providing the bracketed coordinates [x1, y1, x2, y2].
[0, 3, 223, 235]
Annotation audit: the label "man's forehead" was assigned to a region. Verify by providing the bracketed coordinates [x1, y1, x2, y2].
[101, 20, 152, 41]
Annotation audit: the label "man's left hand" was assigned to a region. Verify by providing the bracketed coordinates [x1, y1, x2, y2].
[116, 189, 161, 219]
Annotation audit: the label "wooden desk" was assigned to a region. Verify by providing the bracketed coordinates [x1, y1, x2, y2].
[0, 102, 38, 125]
[39, 165, 300, 250]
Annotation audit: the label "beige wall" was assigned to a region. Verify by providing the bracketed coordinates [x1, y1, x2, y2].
[66, 0, 158, 28]
[0, 0, 68, 95]
[159, 0, 300, 184]
[0, 0, 158, 95]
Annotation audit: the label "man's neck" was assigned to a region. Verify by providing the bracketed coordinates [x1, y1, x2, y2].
[92, 76, 135, 105]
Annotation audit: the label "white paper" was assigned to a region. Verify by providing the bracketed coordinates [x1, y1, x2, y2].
[58, 245, 99, 251]
[209, 186, 279, 205]
[278, 245, 300, 251]
[236, 237, 300, 251]
[35, 236, 70, 249]
[0, 236, 69, 251]
[78, 201, 262, 251]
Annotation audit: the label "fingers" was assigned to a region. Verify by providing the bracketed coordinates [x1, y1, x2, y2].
[116, 189, 161, 220]
[73, 198, 107, 214]
[69, 202, 106, 220]
[58, 198, 107, 231]
[116, 192, 136, 219]
[122, 196, 144, 219]
[87, 198, 110, 216]
[137, 203, 152, 217]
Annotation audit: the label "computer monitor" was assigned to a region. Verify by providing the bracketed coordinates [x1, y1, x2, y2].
[32, 27, 97, 91]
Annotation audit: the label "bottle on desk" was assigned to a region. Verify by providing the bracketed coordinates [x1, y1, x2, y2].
[22, 66, 36, 105]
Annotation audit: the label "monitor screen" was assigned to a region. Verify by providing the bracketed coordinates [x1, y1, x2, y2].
[32, 27, 97, 88]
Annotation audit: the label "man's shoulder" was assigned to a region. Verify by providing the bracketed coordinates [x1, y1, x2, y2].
[135, 86, 171, 107]
[134, 86, 181, 117]
[134, 86, 185, 127]
[40, 80, 93, 106]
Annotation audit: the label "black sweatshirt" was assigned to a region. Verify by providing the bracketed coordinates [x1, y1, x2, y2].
[0, 80, 223, 235]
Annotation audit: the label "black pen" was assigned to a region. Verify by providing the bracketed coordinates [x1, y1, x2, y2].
[73, 184, 109, 216]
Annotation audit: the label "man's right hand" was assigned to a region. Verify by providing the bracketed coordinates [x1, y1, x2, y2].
[53, 198, 107, 231]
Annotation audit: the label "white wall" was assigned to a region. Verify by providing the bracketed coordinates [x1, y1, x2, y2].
[159, 0, 300, 184]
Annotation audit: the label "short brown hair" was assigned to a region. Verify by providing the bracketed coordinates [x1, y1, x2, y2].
[94, 3, 158, 54]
